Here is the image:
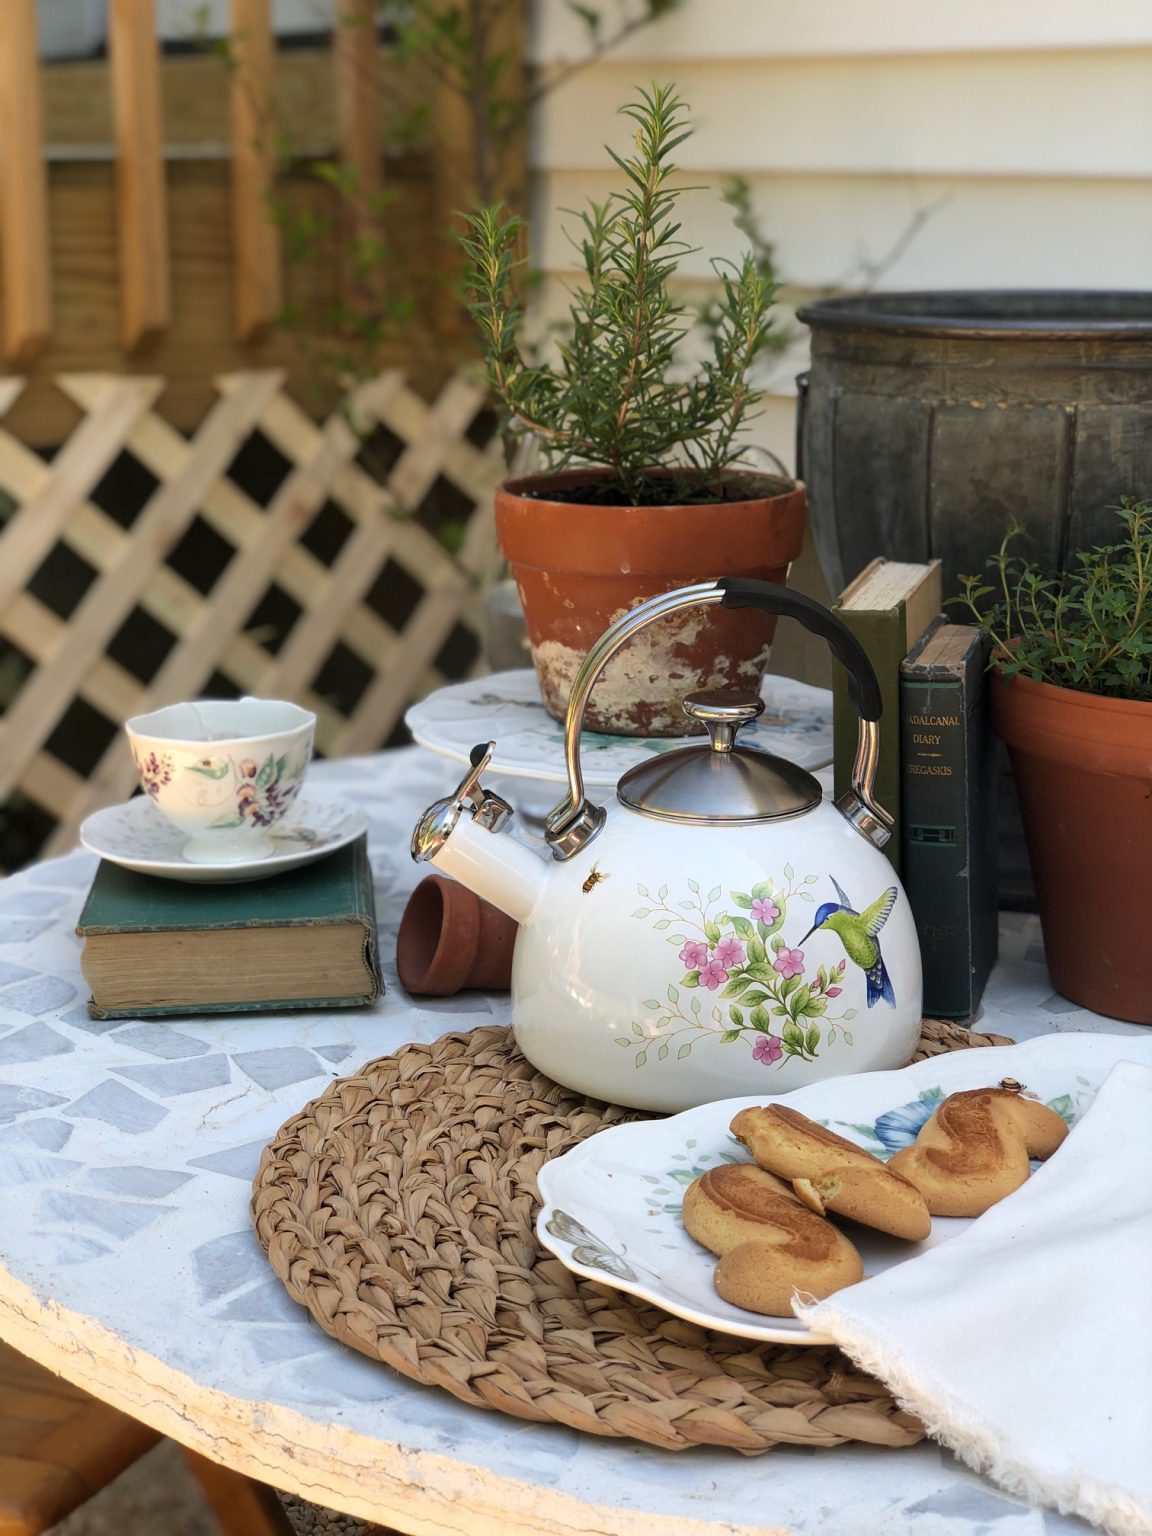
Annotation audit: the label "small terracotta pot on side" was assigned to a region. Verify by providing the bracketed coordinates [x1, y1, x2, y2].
[396, 873, 518, 996]
[495, 468, 807, 736]
[991, 670, 1152, 1025]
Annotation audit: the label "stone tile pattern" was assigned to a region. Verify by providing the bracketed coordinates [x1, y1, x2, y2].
[0, 754, 501, 1363]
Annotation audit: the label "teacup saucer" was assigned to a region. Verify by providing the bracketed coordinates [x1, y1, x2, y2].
[79, 794, 369, 884]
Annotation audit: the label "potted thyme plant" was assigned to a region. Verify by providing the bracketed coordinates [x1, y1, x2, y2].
[461, 84, 805, 736]
[958, 499, 1152, 1024]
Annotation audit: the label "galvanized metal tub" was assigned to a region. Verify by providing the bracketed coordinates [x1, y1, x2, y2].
[797, 290, 1152, 601]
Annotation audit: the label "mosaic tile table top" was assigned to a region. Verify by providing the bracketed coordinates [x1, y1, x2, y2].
[0, 746, 1143, 1536]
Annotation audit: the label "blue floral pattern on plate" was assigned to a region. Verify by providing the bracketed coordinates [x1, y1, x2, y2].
[835, 1086, 1079, 1159]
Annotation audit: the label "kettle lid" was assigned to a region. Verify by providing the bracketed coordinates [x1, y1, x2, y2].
[616, 690, 822, 825]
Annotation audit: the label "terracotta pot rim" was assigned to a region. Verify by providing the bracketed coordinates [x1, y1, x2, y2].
[498, 465, 801, 513]
[990, 666, 1152, 721]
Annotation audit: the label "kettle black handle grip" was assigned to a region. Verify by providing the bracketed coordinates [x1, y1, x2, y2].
[718, 577, 883, 722]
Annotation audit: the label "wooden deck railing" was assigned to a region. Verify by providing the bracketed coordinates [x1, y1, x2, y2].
[0, 0, 290, 361]
[0, 0, 525, 446]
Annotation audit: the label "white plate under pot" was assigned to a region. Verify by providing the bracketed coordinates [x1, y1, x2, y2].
[406, 670, 835, 786]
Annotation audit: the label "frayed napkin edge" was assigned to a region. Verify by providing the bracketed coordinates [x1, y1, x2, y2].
[793, 1297, 1152, 1536]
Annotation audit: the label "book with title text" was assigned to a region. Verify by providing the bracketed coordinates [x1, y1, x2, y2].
[900, 621, 998, 1019]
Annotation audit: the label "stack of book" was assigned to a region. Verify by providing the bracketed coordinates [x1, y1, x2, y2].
[76, 836, 383, 1020]
[831, 560, 997, 1021]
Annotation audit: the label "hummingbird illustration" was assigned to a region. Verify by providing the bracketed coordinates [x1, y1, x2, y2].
[798, 876, 898, 1008]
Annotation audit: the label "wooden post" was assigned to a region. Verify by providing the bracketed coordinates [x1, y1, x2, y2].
[229, 0, 282, 341]
[109, 0, 171, 351]
[334, 0, 383, 227]
[333, 0, 385, 316]
[0, 0, 52, 362]
[428, 0, 528, 341]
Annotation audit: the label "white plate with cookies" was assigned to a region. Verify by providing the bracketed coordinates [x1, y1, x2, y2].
[536, 1032, 1152, 1344]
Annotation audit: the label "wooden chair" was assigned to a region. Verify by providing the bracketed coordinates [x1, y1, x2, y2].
[0, 1338, 300, 1536]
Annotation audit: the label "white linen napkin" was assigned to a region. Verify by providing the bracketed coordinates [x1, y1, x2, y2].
[796, 1060, 1152, 1536]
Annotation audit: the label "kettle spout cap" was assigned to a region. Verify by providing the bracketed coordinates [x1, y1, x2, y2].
[409, 744, 547, 925]
[411, 742, 514, 865]
[411, 794, 463, 864]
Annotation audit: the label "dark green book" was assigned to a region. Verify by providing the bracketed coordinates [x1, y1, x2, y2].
[76, 836, 382, 1019]
[899, 623, 998, 1020]
[832, 558, 943, 875]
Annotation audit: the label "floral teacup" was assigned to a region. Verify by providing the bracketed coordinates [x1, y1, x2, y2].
[125, 698, 316, 863]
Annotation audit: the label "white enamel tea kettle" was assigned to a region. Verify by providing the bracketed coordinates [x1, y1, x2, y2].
[412, 580, 922, 1111]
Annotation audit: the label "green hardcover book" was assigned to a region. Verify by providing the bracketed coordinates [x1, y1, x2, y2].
[899, 622, 998, 1020]
[832, 558, 943, 875]
[76, 836, 383, 1019]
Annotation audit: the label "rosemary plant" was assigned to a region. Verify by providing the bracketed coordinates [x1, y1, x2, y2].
[956, 499, 1152, 703]
[460, 83, 779, 505]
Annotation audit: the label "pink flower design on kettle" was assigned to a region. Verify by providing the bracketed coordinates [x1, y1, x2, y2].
[620, 868, 891, 1072]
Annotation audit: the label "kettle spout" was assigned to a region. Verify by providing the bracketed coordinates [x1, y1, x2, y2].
[411, 801, 546, 925]
[411, 744, 549, 924]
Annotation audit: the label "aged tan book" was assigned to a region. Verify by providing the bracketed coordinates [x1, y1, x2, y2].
[831, 558, 943, 875]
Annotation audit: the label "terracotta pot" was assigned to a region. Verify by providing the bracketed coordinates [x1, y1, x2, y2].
[495, 468, 807, 736]
[991, 670, 1152, 1024]
[396, 873, 518, 995]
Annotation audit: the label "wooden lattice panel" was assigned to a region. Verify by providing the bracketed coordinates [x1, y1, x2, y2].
[0, 368, 504, 866]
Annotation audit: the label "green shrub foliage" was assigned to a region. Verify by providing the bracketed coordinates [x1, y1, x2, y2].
[957, 499, 1152, 702]
[460, 84, 778, 506]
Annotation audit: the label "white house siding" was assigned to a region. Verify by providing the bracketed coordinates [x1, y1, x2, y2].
[531, 0, 1152, 477]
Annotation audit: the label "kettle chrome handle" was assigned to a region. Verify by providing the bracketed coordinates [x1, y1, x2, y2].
[544, 578, 892, 860]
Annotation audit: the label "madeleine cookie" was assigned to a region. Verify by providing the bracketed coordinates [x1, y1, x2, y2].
[682, 1162, 863, 1316]
[730, 1104, 931, 1241]
[887, 1086, 1068, 1217]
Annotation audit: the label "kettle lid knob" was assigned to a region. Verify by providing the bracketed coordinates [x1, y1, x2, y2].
[682, 689, 764, 752]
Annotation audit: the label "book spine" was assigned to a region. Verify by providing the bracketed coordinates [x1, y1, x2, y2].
[899, 647, 996, 1018]
[832, 608, 905, 875]
[965, 639, 998, 1006]
[355, 836, 384, 1000]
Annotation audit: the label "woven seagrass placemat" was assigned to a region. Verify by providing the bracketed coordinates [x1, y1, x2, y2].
[252, 1019, 1010, 1455]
